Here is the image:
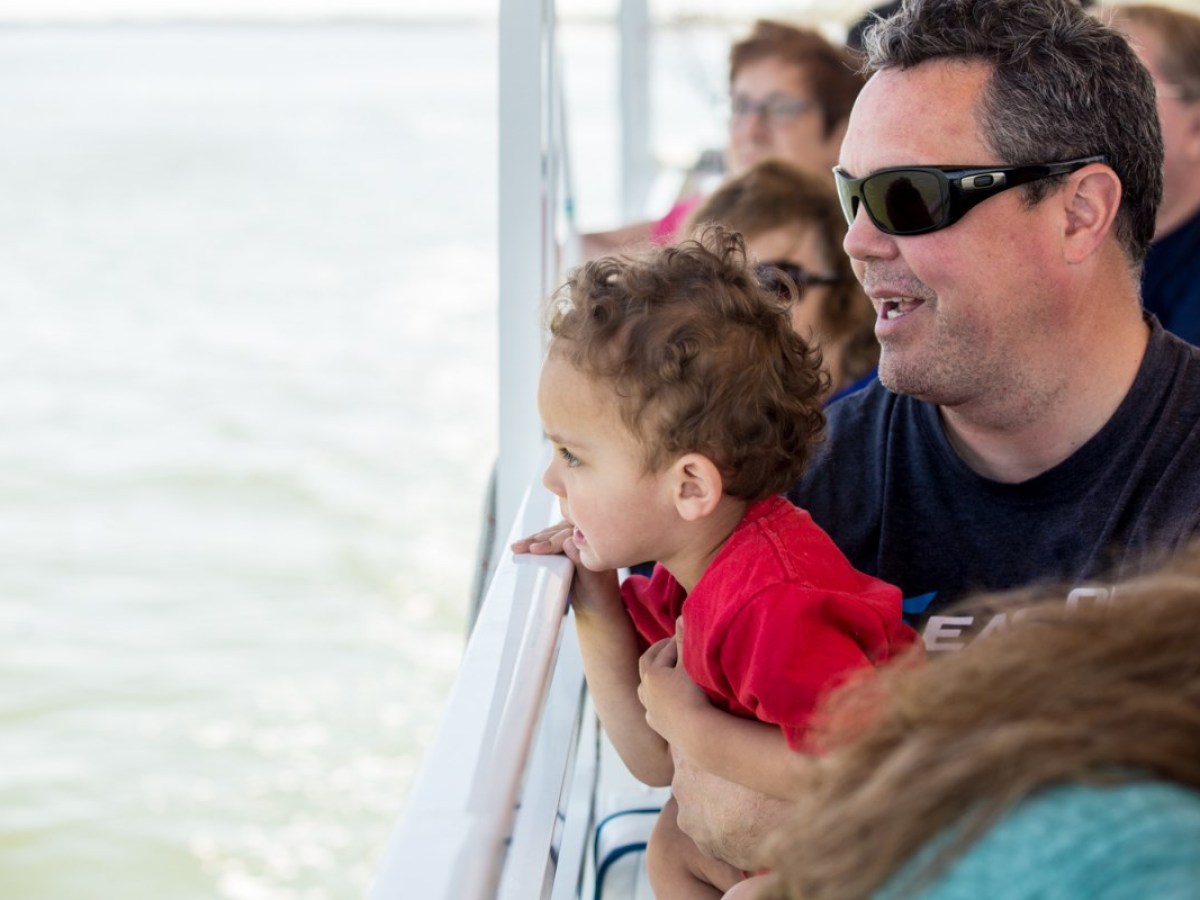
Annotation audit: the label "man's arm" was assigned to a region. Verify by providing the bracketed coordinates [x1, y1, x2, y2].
[669, 752, 794, 872]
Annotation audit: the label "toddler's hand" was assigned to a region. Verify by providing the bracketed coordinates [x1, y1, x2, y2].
[511, 519, 573, 555]
[638, 625, 710, 744]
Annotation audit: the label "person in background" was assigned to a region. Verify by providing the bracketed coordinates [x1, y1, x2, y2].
[738, 546, 1200, 899]
[522, 227, 915, 898]
[581, 21, 863, 258]
[1109, 4, 1200, 345]
[684, 159, 877, 401]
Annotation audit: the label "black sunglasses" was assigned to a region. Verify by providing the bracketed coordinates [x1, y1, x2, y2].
[757, 262, 842, 300]
[832, 155, 1106, 236]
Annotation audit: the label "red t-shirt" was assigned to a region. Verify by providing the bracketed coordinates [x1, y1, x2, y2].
[621, 495, 917, 751]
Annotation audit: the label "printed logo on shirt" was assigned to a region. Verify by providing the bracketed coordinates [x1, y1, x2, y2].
[913, 584, 1117, 652]
[902, 592, 938, 618]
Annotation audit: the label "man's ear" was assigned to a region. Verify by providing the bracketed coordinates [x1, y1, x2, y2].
[1062, 164, 1122, 265]
[671, 453, 723, 522]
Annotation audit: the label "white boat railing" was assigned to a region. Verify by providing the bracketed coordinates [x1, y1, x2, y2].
[495, 0, 560, 559]
[369, 474, 596, 900]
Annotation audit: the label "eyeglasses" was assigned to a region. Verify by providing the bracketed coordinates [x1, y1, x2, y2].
[832, 155, 1107, 236]
[757, 261, 842, 299]
[730, 93, 814, 126]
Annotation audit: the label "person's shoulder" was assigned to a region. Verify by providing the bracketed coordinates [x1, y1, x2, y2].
[886, 781, 1200, 900]
[821, 377, 929, 446]
[1147, 315, 1200, 362]
[1144, 319, 1200, 399]
[825, 375, 890, 421]
[1014, 780, 1200, 831]
[992, 781, 1200, 880]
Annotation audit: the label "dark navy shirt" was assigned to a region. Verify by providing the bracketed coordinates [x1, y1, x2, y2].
[1142, 207, 1200, 346]
[789, 319, 1200, 644]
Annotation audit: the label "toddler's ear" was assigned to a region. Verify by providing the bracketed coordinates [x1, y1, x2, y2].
[672, 453, 723, 522]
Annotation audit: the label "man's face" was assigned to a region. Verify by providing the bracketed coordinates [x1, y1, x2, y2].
[838, 60, 1069, 416]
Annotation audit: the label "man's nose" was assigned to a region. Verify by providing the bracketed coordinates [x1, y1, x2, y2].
[843, 199, 898, 263]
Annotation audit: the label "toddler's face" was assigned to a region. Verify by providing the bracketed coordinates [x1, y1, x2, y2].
[537, 353, 678, 572]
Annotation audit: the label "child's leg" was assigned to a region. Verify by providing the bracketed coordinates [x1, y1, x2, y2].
[647, 795, 745, 900]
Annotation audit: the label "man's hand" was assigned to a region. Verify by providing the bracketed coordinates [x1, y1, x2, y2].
[510, 519, 573, 555]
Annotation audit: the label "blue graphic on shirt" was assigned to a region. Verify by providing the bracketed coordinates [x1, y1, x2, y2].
[902, 592, 938, 617]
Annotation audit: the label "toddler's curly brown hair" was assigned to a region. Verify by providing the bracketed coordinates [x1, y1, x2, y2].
[545, 226, 827, 500]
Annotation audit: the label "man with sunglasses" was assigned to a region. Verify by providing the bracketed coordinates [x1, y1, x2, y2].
[785, 0, 1200, 636]
[642, 0, 1200, 880]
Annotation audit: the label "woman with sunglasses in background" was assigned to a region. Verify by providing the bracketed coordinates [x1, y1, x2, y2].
[685, 159, 877, 401]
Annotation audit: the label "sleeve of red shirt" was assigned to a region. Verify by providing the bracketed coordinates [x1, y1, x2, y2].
[716, 584, 906, 752]
[619, 566, 680, 651]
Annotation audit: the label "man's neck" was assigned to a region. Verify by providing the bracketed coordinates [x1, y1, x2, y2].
[939, 315, 1151, 484]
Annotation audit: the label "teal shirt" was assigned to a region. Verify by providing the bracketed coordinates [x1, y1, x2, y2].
[877, 782, 1200, 899]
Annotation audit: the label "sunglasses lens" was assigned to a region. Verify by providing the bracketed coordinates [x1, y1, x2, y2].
[863, 170, 947, 234]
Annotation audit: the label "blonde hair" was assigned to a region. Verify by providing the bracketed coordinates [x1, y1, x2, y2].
[758, 547, 1200, 899]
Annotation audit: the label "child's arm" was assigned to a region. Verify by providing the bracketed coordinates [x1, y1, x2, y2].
[639, 636, 811, 799]
[563, 537, 673, 787]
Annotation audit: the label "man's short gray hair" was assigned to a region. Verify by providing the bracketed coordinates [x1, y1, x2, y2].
[862, 0, 1162, 267]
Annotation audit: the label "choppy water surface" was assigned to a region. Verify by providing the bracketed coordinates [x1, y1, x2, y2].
[0, 18, 728, 898]
[0, 24, 496, 899]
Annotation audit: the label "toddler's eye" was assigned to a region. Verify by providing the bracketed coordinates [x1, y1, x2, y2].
[558, 446, 580, 467]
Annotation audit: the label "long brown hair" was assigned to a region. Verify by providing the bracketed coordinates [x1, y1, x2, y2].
[757, 548, 1200, 899]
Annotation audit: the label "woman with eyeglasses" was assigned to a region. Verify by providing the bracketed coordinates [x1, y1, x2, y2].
[685, 159, 878, 402]
[580, 21, 864, 261]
